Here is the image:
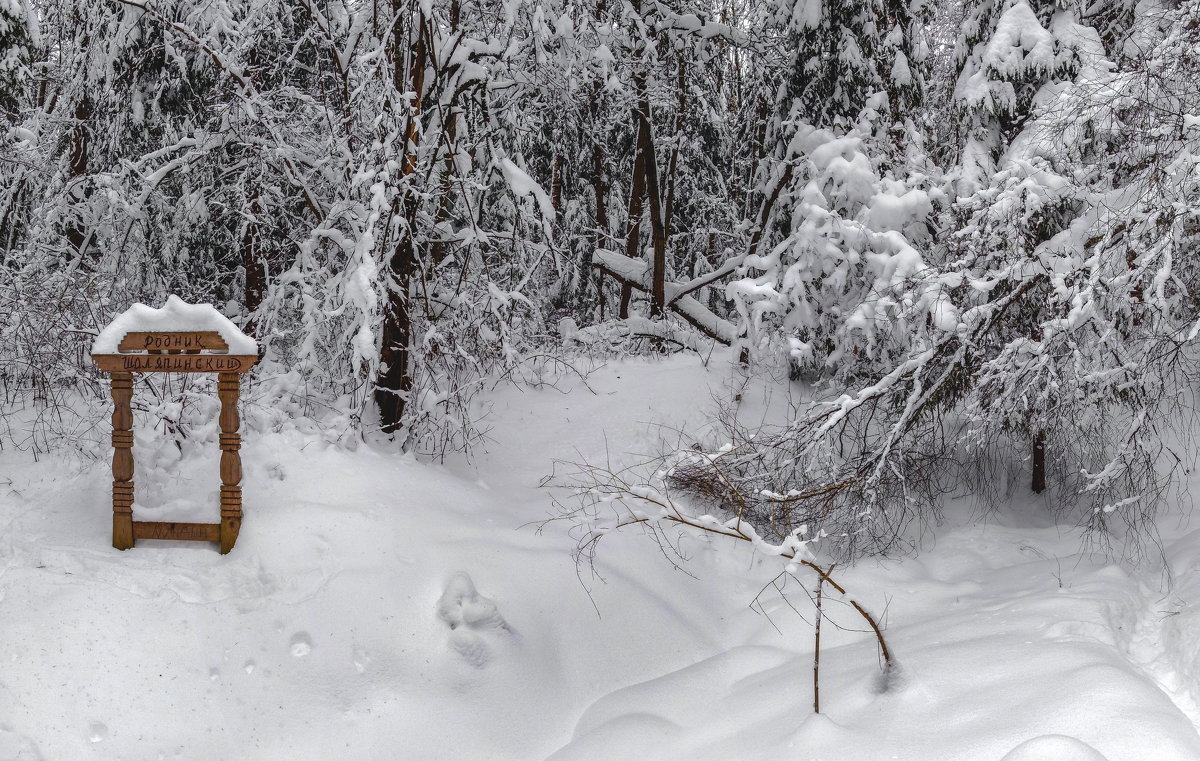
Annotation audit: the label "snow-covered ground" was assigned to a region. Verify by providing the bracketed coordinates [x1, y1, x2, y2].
[1, 352, 1198, 760]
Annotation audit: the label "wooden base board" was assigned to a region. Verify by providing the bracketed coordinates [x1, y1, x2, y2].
[132, 521, 221, 543]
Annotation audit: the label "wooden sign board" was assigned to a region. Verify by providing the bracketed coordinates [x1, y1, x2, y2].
[91, 330, 258, 555]
[94, 331, 255, 373]
[93, 354, 257, 373]
[118, 331, 230, 352]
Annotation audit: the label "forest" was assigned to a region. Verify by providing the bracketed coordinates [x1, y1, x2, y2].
[3, 0, 1200, 540]
[2, 0, 1200, 758]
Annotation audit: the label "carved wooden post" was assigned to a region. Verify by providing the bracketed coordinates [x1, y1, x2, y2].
[217, 372, 242, 554]
[110, 372, 135, 550]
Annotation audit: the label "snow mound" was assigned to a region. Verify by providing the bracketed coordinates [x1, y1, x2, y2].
[0, 725, 42, 761]
[437, 572, 513, 668]
[998, 734, 1109, 761]
[1160, 529, 1200, 711]
[92, 295, 257, 355]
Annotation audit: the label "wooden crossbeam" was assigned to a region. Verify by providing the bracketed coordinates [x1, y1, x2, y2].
[133, 521, 221, 542]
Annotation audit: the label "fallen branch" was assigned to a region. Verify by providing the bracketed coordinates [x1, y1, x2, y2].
[546, 454, 895, 703]
[593, 249, 737, 344]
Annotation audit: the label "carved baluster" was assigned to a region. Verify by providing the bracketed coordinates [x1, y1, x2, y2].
[111, 372, 135, 550]
[217, 372, 243, 554]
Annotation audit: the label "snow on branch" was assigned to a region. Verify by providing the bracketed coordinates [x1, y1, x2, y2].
[593, 249, 737, 344]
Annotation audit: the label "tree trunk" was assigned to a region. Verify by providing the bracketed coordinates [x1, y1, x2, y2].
[621, 105, 647, 319]
[551, 153, 565, 213]
[241, 188, 267, 339]
[636, 77, 667, 318]
[663, 56, 686, 236]
[66, 97, 91, 259]
[586, 136, 608, 315]
[430, 110, 459, 266]
[0, 176, 27, 255]
[1031, 430, 1047, 494]
[592, 144, 609, 248]
[597, 269, 606, 319]
[376, 11, 427, 435]
[583, 0, 609, 312]
[618, 283, 632, 317]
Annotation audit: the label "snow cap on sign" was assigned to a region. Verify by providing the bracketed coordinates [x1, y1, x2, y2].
[92, 296, 258, 355]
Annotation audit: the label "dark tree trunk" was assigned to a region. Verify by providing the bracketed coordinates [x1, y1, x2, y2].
[621, 104, 647, 319]
[241, 189, 267, 339]
[551, 153, 564, 213]
[431, 110, 459, 266]
[582, 0, 609, 311]
[66, 97, 91, 258]
[1031, 430, 1047, 494]
[592, 143, 608, 247]
[0, 176, 27, 255]
[663, 56, 686, 236]
[585, 136, 608, 315]
[618, 283, 632, 317]
[636, 78, 667, 318]
[377, 221, 417, 435]
[376, 11, 427, 435]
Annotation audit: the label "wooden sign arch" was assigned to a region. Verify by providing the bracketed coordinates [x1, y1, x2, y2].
[92, 330, 258, 554]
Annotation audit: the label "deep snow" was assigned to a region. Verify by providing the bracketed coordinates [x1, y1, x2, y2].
[0, 352, 1197, 760]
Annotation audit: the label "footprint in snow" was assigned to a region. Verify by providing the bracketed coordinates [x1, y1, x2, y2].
[87, 722, 107, 744]
[289, 632, 313, 658]
[352, 646, 372, 674]
[437, 572, 513, 668]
